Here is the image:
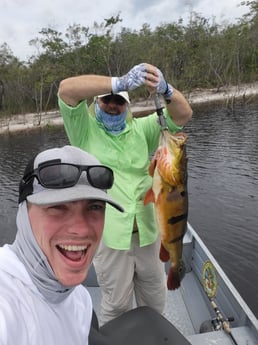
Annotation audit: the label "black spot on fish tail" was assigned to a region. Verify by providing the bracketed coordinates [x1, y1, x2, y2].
[167, 260, 186, 290]
[178, 260, 186, 281]
[168, 213, 187, 225]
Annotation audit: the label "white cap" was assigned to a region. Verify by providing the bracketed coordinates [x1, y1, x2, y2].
[98, 91, 130, 104]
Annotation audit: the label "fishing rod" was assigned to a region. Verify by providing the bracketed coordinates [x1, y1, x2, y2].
[209, 299, 238, 345]
[202, 260, 239, 345]
[153, 94, 168, 131]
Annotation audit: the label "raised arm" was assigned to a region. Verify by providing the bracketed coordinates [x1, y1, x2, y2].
[58, 75, 112, 107]
[58, 63, 192, 126]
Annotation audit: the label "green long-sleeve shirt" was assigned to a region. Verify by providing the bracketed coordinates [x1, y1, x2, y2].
[58, 96, 181, 250]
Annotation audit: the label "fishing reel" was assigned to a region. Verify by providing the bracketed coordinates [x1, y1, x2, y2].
[199, 316, 235, 333]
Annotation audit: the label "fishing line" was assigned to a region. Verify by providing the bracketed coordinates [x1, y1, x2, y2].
[153, 94, 168, 131]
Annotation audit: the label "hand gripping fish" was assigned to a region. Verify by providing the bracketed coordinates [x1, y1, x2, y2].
[144, 130, 188, 290]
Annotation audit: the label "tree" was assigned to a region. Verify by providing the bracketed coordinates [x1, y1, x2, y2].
[1, 9, 258, 117]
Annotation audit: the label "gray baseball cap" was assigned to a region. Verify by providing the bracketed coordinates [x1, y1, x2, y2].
[19, 145, 123, 212]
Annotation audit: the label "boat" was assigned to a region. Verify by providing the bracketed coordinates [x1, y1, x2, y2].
[85, 222, 258, 345]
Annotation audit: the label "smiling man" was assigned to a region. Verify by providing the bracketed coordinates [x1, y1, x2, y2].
[0, 145, 123, 345]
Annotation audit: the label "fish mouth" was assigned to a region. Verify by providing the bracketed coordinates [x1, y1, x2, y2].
[56, 244, 88, 262]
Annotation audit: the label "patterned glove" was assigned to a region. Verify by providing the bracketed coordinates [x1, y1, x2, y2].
[112, 63, 147, 93]
[156, 68, 173, 102]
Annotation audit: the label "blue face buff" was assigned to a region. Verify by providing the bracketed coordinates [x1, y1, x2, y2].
[95, 102, 127, 135]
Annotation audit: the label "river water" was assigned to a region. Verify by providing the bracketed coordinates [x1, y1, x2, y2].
[0, 102, 258, 317]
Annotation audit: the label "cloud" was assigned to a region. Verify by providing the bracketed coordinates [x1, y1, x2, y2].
[0, 0, 249, 61]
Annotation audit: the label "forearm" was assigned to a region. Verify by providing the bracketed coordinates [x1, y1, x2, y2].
[165, 88, 192, 127]
[58, 75, 112, 107]
[58, 63, 193, 127]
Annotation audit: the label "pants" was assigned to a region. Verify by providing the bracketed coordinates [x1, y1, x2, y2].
[93, 233, 167, 326]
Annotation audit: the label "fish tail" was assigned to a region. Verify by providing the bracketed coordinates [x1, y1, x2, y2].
[167, 261, 186, 290]
[159, 243, 170, 262]
[167, 267, 181, 290]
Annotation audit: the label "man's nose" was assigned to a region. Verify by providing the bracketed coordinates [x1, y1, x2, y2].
[68, 212, 91, 235]
[107, 101, 118, 109]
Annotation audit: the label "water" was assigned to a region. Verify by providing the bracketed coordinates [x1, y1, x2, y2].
[0, 128, 69, 243]
[0, 102, 257, 317]
[186, 102, 258, 318]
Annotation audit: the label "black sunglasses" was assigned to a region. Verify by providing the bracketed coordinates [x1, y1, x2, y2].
[100, 95, 126, 106]
[23, 162, 114, 190]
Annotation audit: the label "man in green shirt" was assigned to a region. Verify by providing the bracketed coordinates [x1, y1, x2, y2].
[58, 62, 192, 325]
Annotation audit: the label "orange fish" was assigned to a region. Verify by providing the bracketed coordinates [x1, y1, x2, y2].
[144, 130, 188, 290]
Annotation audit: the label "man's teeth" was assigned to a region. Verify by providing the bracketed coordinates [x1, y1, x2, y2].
[58, 244, 87, 251]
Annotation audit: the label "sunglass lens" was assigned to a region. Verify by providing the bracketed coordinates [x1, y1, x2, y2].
[101, 95, 126, 105]
[39, 164, 79, 188]
[101, 95, 112, 104]
[114, 96, 126, 105]
[88, 166, 114, 189]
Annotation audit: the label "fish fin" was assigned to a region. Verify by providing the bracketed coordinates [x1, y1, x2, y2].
[159, 243, 170, 262]
[167, 261, 186, 290]
[143, 188, 155, 205]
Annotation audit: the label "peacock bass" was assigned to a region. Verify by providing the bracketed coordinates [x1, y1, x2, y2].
[144, 130, 188, 290]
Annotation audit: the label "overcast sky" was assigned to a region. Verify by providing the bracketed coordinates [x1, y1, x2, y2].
[1, 0, 249, 61]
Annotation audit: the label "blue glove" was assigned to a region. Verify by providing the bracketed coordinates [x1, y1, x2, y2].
[112, 63, 147, 93]
[156, 68, 173, 101]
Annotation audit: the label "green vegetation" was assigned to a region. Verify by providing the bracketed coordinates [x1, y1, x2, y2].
[0, 1, 257, 117]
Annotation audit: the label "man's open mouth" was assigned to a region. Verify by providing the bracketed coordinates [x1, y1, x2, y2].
[57, 244, 88, 261]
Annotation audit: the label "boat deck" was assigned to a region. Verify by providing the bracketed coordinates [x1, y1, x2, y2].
[86, 271, 258, 344]
[87, 276, 195, 336]
[85, 225, 258, 344]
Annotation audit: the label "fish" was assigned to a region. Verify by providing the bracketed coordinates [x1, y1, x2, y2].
[144, 130, 188, 290]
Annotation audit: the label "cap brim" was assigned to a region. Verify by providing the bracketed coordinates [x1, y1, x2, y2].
[98, 91, 130, 104]
[27, 184, 124, 212]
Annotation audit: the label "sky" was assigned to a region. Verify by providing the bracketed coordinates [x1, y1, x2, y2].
[1, 0, 249, 61]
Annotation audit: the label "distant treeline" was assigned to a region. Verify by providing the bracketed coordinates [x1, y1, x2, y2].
[0, 1, 257, 116]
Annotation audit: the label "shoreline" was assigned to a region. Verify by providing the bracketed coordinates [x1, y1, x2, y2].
[1, 82, 258, 134]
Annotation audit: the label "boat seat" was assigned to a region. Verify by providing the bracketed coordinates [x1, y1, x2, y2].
[89, 306, 191, 345]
